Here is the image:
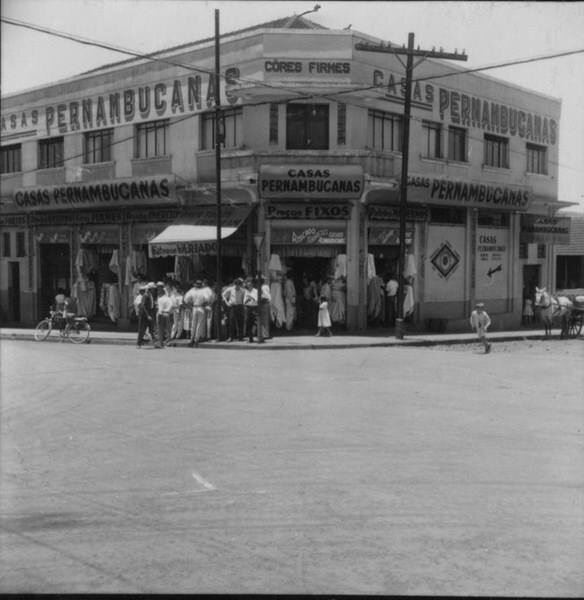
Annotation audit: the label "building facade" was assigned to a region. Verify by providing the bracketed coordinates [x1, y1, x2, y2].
[0, 16, 569, 331]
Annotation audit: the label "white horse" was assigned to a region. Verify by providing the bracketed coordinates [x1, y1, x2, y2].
[534, 287, 572, 337]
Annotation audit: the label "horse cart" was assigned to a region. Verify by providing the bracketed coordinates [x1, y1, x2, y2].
[535, 287, 584, 339]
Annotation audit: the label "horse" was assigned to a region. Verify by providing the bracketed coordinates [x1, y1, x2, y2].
[534, 287, 572, 337]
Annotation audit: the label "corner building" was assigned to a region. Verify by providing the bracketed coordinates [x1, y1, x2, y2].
[0, 16, 570, 331]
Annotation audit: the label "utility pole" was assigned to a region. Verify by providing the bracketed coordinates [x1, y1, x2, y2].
[356, 34, 467, 339]
[214, 8, 223, 342]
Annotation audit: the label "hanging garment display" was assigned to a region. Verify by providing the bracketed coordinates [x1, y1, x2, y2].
[330, 278, 346, 323]
[367, 253, 376, 281]
[270, 279, 286, 328]
[334, 254, 347, 279]
[109, 250, 120, 277]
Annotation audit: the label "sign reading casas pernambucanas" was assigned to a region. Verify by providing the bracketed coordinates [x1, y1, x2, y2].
[13, 176, 175, 211]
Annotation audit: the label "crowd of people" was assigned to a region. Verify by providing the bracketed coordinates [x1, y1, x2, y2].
[133, 276, 273, 349]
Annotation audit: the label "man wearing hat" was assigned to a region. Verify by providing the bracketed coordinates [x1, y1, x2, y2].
[470, 302, 492, 354]
[183, 280, 207, 347]
[136, 282, 158, 348]
[222, 277, 245, 341]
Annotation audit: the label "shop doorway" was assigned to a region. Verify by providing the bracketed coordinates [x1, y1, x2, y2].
[278, 256, 336, 331]
[39, 243, 70, 316]
[8, 262, 21, 322]
[522, 265, 540, 301]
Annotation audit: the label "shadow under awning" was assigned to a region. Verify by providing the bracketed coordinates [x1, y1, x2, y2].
[149, 204, 252, 257]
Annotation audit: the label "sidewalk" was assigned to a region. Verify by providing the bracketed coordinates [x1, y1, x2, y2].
[0, 324, 565, 350]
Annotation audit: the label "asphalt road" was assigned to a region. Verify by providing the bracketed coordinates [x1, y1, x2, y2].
[1, 339, 583, 595]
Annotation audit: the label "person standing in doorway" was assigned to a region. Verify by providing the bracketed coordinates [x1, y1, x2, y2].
[283, 271, 297, 332]
[385, 274, 398, 326]
[470, 302, 492, 354]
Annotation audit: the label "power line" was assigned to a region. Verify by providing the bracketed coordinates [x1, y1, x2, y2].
[2, 17, 583, 177]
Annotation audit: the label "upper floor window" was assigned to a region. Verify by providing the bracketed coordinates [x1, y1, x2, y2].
[1, 144, 22, 174]
[201, 107, 243, 150]
[448, 126, 467, 162]
[368, 109, 402, 152]
[2, 233, 10, 257]
[286, 104, 329, 150]
[16, 232, 26, 257]
[84, 129, 113, 164]
[422, 120, 442, 159]
[38, 137, 64, 169]
[526, 143, 548, 175]
[269, 104, 279, 145]
[337, 103, 347, 146]
[484, 134, 509, 169]
[135, 120, 168, 159]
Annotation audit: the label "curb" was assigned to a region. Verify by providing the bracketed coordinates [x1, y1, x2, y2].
[0, 331, 557, 350]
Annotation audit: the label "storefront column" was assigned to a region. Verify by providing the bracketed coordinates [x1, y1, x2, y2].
[346, 199, 366, 331]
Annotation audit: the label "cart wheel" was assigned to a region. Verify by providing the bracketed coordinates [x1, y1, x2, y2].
[68, 321, 91, 344]
[33, 319, 52, 341]
[570, 319, 583, 338]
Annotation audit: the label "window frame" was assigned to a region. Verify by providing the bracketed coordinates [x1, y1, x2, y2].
[135, 120, 169, 159]
[1, 144, 22, 173]
[337, 103, 347, 146]
[200, 107, 243, 150]
[286, 103, 330, 150]
[422, 120, 443, 159]
[526, 142, 548, 175]
[368, 109, 403, 153]
[16, 232, 26, 258]
[84, 128, 113, 164]
[484, 133, 509, 169]
[38, 137, 64, 169]
[447, 126, 467, 163]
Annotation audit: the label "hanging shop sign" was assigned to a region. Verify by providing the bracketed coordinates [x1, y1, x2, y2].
[13, 176, 176, 212]
[1, 73, 239, 142]
[406, 175, 532, 211]
[368, 205, 428, 222]
[266, 203, 351, 220]
[259, 165, 364, 200]
[271, 225, 346, 245]
[520, 215, 571, 244]
[368, 226, 413, 246]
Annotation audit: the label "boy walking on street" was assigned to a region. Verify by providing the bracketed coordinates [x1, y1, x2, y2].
[470, 302, 492, 353]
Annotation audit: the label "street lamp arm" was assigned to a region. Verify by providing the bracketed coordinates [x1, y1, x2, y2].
[284, 4, 321, 27]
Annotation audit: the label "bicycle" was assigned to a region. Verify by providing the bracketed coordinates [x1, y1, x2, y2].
[33, 309, 91, 344]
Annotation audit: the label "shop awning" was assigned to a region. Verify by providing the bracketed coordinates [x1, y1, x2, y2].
[148, 204, 252, 257]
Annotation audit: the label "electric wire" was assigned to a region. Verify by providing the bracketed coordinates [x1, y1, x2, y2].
[1, 15, 583, 178]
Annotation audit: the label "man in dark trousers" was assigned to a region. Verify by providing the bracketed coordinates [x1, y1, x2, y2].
[136, 282, 157, 348]
[222, 277, 245, 341]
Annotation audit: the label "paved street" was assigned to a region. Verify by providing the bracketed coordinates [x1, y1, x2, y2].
[1, 339, 583, 595]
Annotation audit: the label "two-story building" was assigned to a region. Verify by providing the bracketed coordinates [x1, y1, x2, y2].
[0, 15, 570, 332]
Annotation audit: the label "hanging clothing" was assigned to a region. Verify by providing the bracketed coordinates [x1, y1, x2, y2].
[403, 284, 415, 318]
[109, 250, 120, 277]
[330, 278, 346, 323]
[268, 253, 283, 273]
[405, 253, 417, 279]
[367, 254, 376, 281]
[367, 275, 384, 321]
[334, 254, 347, 279]
[283, 276, 296, 331]
[72, 277, 96, 318]
[270, 280, 286, 328]
[100, 283, 121, 322]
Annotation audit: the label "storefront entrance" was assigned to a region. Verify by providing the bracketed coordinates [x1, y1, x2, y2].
[39, 243, 70, 315]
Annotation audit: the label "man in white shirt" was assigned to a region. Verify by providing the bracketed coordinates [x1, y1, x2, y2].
[243, 279, 258, 343]
[222, 277, 245, 341]
[184, 280, 207, 347]
[156, 282, 173, 348]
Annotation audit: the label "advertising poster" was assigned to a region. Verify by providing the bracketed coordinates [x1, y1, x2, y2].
[475, 227, 509, 300]
[425, 225, 466, 302]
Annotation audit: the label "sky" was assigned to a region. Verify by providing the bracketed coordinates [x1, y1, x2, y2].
[2, 0, 584, 211]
